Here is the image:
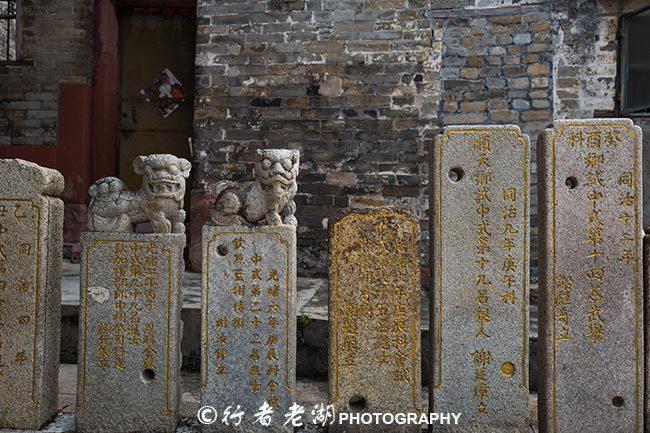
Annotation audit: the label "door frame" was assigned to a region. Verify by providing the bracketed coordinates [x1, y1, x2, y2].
[92, 0, 197, 184]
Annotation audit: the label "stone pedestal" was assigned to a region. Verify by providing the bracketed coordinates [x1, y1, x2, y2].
[200, 225, 297, 432]
[328, 208, 421, 433]
[0, 159, 64, 430]
[429, 126, 530, 432]
[538, 119, 643, 433]
[76, 232, 185, 433]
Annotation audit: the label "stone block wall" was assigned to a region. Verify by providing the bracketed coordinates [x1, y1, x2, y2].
[0, 0, 94, 146]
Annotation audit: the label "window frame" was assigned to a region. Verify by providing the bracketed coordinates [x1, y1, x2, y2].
[0, 0, 19, 63]
[618, 5, 650, 116]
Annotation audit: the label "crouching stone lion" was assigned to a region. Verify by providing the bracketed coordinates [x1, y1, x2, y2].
[210, 149, 299, 227]
[88, 154, 191, 234]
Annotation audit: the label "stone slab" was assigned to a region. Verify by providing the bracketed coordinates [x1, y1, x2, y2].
[0, 159, 64, 429]
[643, 233, 650, 433]
[328, 208, 421, 433]
[76, 232, 185, 433]
[537, 119, 643, 433]
[429, 125, 530, 432]
[200, 225, 297, 432]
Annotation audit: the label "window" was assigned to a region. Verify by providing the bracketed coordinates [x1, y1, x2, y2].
[620, 7, 650, 115]
[0, 0, 17, 62]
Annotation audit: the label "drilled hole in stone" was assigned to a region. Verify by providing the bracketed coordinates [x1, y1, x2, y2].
[348, 395, 367, 412]
[565, 176, 578, 189]
[141, 369, 156, 383]
[501, 361, 515, 378]
[448, 167, 464, 183]
[612, 396, 624, 407]
[217, 244, 228, 256]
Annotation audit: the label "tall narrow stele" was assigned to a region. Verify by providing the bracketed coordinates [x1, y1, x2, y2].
[201, 225, 297, 433]
[329, 208, 422, 433]
[200, 148, 300, 433]
[0, 159, 64, 430]
[430, 125, 530, 433]
[537, 119, 643, 433]
[76, 154, 190, 433]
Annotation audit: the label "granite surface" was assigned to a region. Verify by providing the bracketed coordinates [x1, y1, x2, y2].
[328, 208, 421, 433]
[75, 232, 185, 433]
[0, 159, 64, 429]
[429, 125, 530, 432]
[201, 225, 297, 432]
[537, 119, 643, 433]
[0, 363, 539, 433]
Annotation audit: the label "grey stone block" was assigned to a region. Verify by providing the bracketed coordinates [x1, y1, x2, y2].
[0, 159, 64, 430]
[76, 232, 185, 433]
[200, 225, 297, 433]
[537, 119, 643, 433]
[430, 125, 531, 432]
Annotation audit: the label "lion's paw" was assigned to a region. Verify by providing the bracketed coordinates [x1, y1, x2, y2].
[89, 177, 125, 197]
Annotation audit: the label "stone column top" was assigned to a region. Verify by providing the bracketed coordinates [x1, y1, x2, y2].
[436, 124, 529, 143]
[543, 117, 641, 132]
[329, 207, 419, 233]
[0, 158, 65, 197]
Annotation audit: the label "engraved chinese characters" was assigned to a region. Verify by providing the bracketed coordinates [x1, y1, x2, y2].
[0, 159, 64, 429]
[76, 154, 188, 433]
[537, 119, 643, 433]
[328, 208, 421, 433]
[430, 126, 530, 432]
[201, 225, 297, 432]
[76, 233, 185, 433]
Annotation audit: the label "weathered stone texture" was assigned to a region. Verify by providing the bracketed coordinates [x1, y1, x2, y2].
[209, 149, 300, 227]
[0, 0, 93, 146]
[550, 1, 646, 120]
[76, 233, 185, 433]
[430, 126, 530, 432]
[537, 119, 643, 433]
[0, 159, 64, 429]
[328, 208, 421, 433]
[201, 225, 297, 432]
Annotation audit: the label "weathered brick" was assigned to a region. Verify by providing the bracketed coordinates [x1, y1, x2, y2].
[521, 108, 551, 121]
[528, 63, 550, 76]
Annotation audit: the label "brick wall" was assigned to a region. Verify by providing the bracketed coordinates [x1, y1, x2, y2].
[0, 0, 643, 279]
[0, 0, 94, 146]
[193, 0, 439, 275]
[432, 3, 553, 278]
[192, 0, 647, 278]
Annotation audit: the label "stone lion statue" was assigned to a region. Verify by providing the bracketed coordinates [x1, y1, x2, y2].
[87, 154, 191, 234]
[210, 149, 299, 227]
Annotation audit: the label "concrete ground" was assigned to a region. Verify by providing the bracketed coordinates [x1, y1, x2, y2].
[0, 364, 538, 433]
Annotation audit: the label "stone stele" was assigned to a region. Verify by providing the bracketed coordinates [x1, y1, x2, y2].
[0, 159, 64, 430]
[200, 225, 297, 432]
[537, 119, 643, 433]
[430, 125, 530, 433]
[328, 208, 421, 433]
[76, 232, 185, 433]
[645, 232, 650, 429]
